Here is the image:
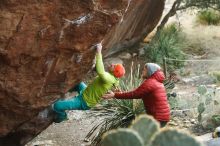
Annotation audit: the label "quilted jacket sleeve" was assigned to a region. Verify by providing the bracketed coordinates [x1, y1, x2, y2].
[115, 80, 154, 99]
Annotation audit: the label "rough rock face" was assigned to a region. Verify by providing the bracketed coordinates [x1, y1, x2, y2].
[0, 0, 165, 145]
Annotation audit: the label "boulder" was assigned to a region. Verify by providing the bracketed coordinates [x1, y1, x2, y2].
[0, 0, 165, 145]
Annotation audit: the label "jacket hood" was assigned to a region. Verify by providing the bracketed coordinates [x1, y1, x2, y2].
[150, 70, 165, 83]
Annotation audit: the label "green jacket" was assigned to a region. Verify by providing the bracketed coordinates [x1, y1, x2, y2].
[82, 52, 119, 107]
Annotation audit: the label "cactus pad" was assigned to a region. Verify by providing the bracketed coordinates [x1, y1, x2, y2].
[151, 128, 203, 146]
[101, 129, 144, 146]
[131, 115, 160, 145]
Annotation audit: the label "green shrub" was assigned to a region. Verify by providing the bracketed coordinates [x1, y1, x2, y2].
[211, 115, 220, 126]
[197, 9, 220, 25]
[143, 23, 187, 72]
[168, 96, 179, 109]
[209, 71, 220, 83]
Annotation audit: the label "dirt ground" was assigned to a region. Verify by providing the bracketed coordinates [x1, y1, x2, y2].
[26, 111, 98, 146]
[26, 2, 220, 146]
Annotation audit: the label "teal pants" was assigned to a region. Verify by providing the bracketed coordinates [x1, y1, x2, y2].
[52, 82, 90, 123]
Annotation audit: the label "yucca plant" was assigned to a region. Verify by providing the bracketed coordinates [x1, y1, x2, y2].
[85, 63, 145, 146]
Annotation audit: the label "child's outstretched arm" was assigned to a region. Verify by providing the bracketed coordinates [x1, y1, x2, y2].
[95, 43, 116, 84]
[95, 43, 105, 75]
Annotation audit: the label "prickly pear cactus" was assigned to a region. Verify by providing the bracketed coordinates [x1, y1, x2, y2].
[101, 115, 203, 146]
[198, 85, 207, 95]
[151, 129, 204, 146]
[101, 129, 144, 146]
[131, 115, 160, 145]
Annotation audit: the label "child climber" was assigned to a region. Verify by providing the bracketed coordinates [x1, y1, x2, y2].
[52, 43, 125, 123]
